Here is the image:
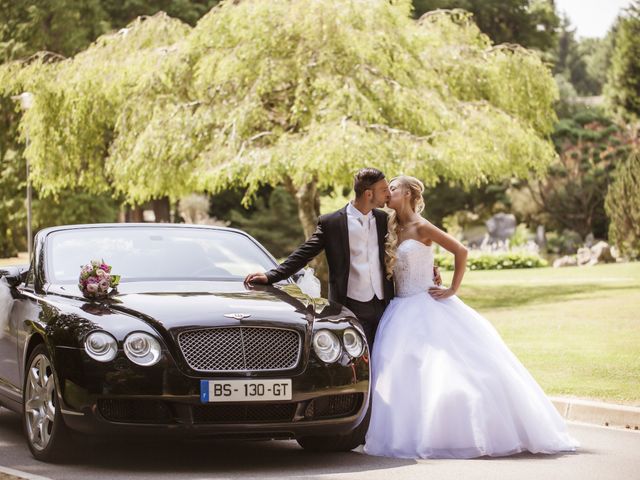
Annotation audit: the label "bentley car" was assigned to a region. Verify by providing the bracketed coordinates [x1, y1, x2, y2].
[0, 224, 369, 462]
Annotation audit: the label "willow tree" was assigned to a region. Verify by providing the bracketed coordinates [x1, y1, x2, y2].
[1, 0, 557, 244]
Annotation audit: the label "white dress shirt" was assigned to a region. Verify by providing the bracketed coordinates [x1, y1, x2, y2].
[346, 202, 384, 302]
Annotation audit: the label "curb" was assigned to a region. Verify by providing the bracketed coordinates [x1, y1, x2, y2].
[551, 396, 640, 430]
[0, 466, 51, 480]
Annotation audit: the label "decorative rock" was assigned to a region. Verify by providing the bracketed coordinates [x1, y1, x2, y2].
[585, 233, 595, 248]
[553, 255, 578, 268]
[590, 241, 615, 264]
[576, 247, 592, 265]
[485, 213, 517, 243]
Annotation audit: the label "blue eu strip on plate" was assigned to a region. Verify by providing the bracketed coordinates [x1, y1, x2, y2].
[200, 380, 209, 403]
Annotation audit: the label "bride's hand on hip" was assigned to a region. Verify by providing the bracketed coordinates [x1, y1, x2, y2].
[428, 286, 455, 300]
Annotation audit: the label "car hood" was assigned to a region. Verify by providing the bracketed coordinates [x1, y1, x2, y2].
[48, 281, 344, 332]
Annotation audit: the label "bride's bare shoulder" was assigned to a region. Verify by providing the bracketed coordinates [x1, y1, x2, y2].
[416, 220, 438, 246]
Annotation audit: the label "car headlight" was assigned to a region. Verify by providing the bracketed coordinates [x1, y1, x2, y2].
[312, 329, 341, 363]
[343, 328, 364, 357]
[84, 331, 117, 362]
[123, 332, 161, 366]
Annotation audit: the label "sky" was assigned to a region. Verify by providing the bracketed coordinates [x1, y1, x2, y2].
[554, 0, 633, 38]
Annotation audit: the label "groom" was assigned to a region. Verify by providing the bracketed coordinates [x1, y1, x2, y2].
[245, 167, 438, 346]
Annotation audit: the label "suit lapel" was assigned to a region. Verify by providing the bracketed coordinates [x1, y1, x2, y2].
[338, 205, 350, 265]
[373, 209, 387, 267]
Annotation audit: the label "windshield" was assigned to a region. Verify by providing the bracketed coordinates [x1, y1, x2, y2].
[46, 227, 276, 284]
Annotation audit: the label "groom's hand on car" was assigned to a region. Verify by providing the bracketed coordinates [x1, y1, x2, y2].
[244, 272, 269, 285]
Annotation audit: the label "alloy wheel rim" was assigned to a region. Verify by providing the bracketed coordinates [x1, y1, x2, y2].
[24, 353, 56, 451]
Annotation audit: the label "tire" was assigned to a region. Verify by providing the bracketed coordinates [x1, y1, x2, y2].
[297, 407, 370, 452]
[22, 344, 72, 463]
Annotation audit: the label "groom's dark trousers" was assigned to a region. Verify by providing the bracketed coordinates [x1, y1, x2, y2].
[344, 296, 386, 348]
[264, 205, 394, 346]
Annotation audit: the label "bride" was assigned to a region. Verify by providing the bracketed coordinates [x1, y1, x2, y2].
[364, 175, 579, 459]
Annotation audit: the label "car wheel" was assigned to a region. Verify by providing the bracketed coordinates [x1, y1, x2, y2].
[23, 344, 72, 462]
[297, 410, 369, 452]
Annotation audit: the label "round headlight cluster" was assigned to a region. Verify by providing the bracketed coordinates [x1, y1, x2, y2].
[84, 331, 162, 366]
[123, 332, 161, 366]
[343, 328, 364, 357]
[312, 328, 365, 363]
[312, 330, 341, 363]
[84, 332, 117, 362]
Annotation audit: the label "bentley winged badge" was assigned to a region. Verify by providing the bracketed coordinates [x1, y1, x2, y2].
[223, 313, 252, 320]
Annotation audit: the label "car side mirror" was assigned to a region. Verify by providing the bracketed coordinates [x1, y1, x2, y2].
[0, 265, 29, 287]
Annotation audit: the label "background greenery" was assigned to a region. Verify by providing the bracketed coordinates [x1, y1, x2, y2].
[1, 0, 638, 261]
[0, 0, 638, 406]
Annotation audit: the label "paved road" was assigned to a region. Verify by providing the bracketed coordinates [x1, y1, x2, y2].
[1, 408, 639, 480]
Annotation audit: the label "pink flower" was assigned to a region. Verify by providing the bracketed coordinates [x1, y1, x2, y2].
[79, 260, 117, 299]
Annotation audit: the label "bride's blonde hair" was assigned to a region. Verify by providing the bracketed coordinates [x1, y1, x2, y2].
[384, 176, 426, 279]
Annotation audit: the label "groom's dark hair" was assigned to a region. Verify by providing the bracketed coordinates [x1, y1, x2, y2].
[354, 168, 386, 197]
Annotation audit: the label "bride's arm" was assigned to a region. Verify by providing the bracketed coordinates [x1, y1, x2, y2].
[418, 221, 468, 299]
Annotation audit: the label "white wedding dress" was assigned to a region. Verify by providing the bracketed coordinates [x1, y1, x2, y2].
[364, 239, 579, 459]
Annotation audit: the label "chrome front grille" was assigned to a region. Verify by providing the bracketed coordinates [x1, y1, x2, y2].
[177, 326, 302, 372]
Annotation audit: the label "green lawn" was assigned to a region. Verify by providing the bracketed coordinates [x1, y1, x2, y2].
[444, 262, 640, 406]
[2, 252, 638, 405]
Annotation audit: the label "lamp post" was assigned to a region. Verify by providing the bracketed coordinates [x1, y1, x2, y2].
[12, 92, 34, 258]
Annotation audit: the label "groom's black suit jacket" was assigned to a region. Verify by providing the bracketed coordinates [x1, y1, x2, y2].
[265, 205, 395, 306]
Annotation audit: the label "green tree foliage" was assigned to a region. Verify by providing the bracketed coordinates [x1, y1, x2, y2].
[0, 1, 559, 239]
[0, 149, 25, 257]
[227, 188, 305, 259]
[605, 148, 640, 258]
[0, 0, 220, 256]
[580, 35, 615, 95]
[208, 186, 305, 259]
[101, 0, 219, 28]
[422, 181, 510, 228]
[412, 0, 559, 51]
[605, 1, 640, 121]
[554, 16, 613, 97]
[0, 0, 220, 62]
[0, 0, 106, 62]
[520, 110, 632, 239]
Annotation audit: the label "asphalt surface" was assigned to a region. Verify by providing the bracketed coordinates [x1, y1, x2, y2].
[0, 408, 639, 480]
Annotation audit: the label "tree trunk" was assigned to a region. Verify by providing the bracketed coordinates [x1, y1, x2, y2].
[285, 177, 329, 296]
[152, 197, 171, 222]
[125, 205, 144, 222]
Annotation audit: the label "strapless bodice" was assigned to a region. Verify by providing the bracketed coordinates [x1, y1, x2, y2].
[394, 239, 434, 297]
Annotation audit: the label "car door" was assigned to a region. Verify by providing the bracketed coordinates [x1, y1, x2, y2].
[0, 280, 19, 399]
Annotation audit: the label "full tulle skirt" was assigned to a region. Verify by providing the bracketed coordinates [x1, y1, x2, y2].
[364, 291, 579, 459]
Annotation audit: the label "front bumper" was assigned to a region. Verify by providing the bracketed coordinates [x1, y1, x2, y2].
[54, 346, 369, 438]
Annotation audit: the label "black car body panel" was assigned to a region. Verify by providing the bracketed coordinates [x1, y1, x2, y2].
[0, 224, 370, 439]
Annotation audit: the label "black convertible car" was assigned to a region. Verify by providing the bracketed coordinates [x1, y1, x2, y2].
[0, 224, 370, 462]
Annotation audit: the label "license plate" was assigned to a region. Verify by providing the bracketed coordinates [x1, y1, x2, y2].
[200, 379, 292, 403]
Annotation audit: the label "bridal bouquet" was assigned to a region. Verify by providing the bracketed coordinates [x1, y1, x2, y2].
[78, 260, 120, 300]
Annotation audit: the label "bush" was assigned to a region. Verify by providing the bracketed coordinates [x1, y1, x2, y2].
[435, 250, 548, 271]
[605, 149, 640, 259]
